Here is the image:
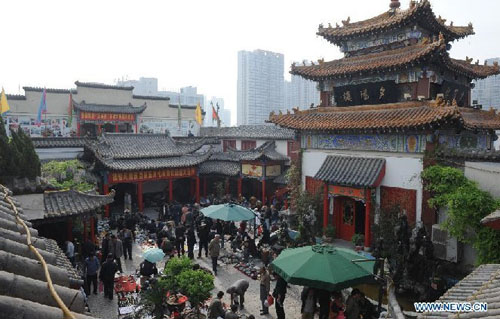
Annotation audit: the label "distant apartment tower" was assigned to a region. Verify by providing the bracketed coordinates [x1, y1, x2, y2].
[160, 86, 205, 108]
[472, 58, 500, 111]
[237, 50, 284, 125]
[117, 77, 158, 96]
[205, 97, 231, 127]
[284, 70, 320, 110]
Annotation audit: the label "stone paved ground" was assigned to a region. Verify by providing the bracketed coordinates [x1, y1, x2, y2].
[86, 209, 308, 319]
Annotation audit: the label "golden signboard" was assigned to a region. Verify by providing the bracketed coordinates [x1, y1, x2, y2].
[109, 167, 196, 183]
[80, 112, 135, 122]
[242, 164, 263, 177]
[265, 165, 282, 177]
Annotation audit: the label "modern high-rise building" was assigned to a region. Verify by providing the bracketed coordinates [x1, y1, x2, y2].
[161, 86, 205, 108]
[205, 97, 231, 127]
[116, 77, 158, 96]
[472, 58, 500, 111]
[237, 50, 284, 125]
[284, 69, 320, 110]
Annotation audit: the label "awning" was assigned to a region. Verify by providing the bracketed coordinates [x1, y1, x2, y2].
[314, 155, 385, 188]
[481, 209, 500, 230]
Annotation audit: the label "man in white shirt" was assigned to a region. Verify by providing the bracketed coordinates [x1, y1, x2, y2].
[65, 240, 75, 266]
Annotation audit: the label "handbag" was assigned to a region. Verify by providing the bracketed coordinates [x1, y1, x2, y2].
[267, 294, 274, 306]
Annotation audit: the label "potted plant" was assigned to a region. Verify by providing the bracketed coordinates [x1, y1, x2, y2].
[323, 225, 336, 243]
[351, 233, 365, 250]
[177, 269, 214, 319]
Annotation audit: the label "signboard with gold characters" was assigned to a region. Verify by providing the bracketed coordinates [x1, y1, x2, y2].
[242, 164, 263, 177]
[80, 112, 135, 122]
[109, 167, 196, 183]
[265, 165, 282, 177]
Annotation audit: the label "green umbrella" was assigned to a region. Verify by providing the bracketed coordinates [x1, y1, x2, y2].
[271, 245, 375, 291]
[200, 203, 255, 222]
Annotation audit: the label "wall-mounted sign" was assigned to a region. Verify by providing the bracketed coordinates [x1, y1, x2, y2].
[242, 164, 263, 177]
[80, 112, 135, 122]
[328, 185, 365, 200]
[109, 167, 196, 183]
[266, 165, 282, 177]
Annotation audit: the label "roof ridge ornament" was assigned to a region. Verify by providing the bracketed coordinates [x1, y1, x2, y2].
[389, 0, 401, 10]
[342, 16, 350, 26]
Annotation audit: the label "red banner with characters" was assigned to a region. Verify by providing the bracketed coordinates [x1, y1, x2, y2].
[328, 185, 365, 200]
[80, 112, 135, 122]
[109, 167, 196, 183]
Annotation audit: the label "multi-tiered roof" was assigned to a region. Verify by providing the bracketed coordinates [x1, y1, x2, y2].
[271, 0, 500, 133]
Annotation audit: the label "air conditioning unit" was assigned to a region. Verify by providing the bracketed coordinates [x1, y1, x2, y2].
[431, 224, 461, 263]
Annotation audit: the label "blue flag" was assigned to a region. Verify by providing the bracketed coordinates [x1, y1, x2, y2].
[36, 89, 47, 125]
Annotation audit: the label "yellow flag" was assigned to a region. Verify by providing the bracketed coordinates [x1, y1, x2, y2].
[0, 88, 10, 115]
[195, 102, 203, 125]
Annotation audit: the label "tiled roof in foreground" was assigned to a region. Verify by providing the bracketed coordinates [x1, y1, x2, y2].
[317, 0, 473, 45]
[315, 155, 386, 188]
[210, 141, 289, 162]
[200, 125, 296, 140]
[43, 189, 115, 219]
[199, 161, 241, 176]
[98, 152, 211, 171]
[31, 137, 90, 148]
[0, 185, 96, 318]
[418, 264, 500, 319]
[269, 102, 500, 132]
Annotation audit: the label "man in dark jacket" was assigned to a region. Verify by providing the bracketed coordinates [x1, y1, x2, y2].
[84, 251, 100, 295]
[175, 224, 186, 257]
[139, 259, 158, 277]
[273, 273, 288, 319]
[100, 233, 110, 263]
[208, 291, 225, 319]
[99, 253, 118, 300]
[186, 226, 197, 259]
[226, 279, 249, 309]
[197, 222, 209, 258]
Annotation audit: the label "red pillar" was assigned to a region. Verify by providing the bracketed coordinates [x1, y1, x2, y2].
[135, 121, 138, 134]
[195, 176, 200, 203]
[67, 218, 73, 241]
[83, 221, 88, 242]
[284, 197, 288, 210]
[190, 179, 195, 199]
[237, 178, 242, 197]
[169, 179, 173, 202]
[137, 181, 144, 213]
[103, 183, 110, 217]
[203, 177, 207, 197]
[323, 183, 329, 228]
[115, 122, 119, 133]
[90, 217, 95, 244]
[76, 120, 81, 137]
[261, 179, 266, 204]
[97, 124, 102, 135]
[365, 189, 372, 248]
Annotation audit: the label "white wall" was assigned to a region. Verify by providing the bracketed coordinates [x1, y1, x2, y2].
[275, 140, 288, 157]
[302, 149, 424, 221]
[465, 161, 500, 198]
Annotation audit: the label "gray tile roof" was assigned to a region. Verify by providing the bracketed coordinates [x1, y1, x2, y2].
[200, 124, 296, 140]
[31, 137, 90, 148]
[133, 94, 170, 100]
[418, 264, 500, 319]
[99, 152, 211, 171]
[437, 148, 500, 162]
[75, 80, 133, 91]
[0, 184, 93, 318]
[314, 155, 386, 187]
[210, 141, 289, 162]
[199, 161, 241, 176]
[89, 133, 206, 159]
[273, 170, 289, 185]
[73, 101, 147, 114]
[43, 189, 115, 219]
[23, 86, 76, 94]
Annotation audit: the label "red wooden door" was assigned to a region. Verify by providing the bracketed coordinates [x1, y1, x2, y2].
[337, 197, 356, 241]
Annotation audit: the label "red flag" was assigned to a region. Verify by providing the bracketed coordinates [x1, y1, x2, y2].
[212, 105, 219, 122]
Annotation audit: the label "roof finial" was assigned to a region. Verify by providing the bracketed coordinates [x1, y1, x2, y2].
[390, 0, 401, 10]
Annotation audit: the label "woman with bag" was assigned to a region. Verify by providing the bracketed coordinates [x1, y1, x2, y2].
[259, 266, 271, 315]
[330, 291, 345, 319]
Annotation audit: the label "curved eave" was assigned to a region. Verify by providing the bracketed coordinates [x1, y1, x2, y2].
[316, 1, 473, 46]
[446, 58, 500, 80]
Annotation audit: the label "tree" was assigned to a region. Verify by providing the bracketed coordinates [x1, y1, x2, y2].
[0, 114, 11, 180]
[18, 128, 41, 178]
[8, 129, 23, 178]
[177, 269, 214, 317]
[422, 165, 500, 264]
[163, 257, 193, 292]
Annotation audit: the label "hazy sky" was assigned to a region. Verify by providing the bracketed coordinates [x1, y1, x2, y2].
[2, 0, 499, 125]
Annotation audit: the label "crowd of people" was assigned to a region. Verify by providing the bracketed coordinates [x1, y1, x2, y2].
[61, 191, 378, 319]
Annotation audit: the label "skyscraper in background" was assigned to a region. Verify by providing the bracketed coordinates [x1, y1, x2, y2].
[205, 96, 231, 127]
[117, 77, 158, 95]
[237, 50, 284, 125]
[472, 58, 500, 111]
[284, 67, 319, 110]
